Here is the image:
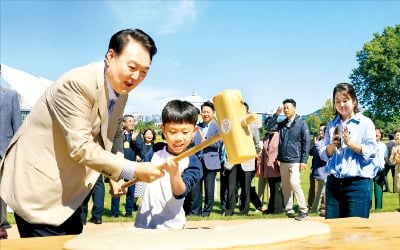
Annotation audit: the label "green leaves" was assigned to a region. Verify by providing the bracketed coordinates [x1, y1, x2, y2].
[350, 24, 400, 129]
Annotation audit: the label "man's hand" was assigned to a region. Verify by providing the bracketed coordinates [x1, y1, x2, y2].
[109, 179, 127, 197]
[195, 126, 205, 141]
[275, 106, 283, 115]
[132, 129, 141, 140]
[300, 163, 307, 171]
[134, 162, 165, 183]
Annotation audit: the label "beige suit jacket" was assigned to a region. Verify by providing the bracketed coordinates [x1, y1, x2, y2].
[0, 61, 131, 226]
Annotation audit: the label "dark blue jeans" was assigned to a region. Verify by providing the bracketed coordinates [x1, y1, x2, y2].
[325, 175, 371, 219]
[201, 167, 218, 216]
[183, 160, 218, 217]
[111, 184, 135, 216]
[183, 180, 202, 216]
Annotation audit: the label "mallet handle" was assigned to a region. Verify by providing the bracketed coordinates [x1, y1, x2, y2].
[121, 133, 223, 189]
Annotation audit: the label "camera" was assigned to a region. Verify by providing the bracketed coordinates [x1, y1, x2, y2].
[333, 125, 342, 148]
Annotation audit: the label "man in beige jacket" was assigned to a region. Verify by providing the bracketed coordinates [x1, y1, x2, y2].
[0, 29, 164, 237]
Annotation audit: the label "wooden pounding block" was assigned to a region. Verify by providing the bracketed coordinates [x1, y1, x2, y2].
[4, 212, 399, 249]
[213, 89, 256, 164]
[63, 219, 330, 250]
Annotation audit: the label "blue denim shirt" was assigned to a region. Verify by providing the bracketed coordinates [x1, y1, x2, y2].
[319, 113, 378, 178]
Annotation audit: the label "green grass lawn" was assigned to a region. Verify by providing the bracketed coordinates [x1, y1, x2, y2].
[6, 159, 399, 224]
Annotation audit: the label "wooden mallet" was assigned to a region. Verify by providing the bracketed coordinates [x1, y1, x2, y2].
[121, 89, 256, 189]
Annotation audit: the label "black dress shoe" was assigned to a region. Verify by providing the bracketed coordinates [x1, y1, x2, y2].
[124, 214, 133, 218]
[89, 218, 102, 224]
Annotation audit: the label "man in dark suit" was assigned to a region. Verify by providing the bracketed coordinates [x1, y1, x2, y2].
[0, 85, 22, 239]
[184, 101, 221, 216]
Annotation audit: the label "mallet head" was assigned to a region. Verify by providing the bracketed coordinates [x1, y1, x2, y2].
[213, 89, 256, 164]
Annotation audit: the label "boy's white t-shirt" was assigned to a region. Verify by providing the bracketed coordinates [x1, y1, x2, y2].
[134, 147, 189, 229]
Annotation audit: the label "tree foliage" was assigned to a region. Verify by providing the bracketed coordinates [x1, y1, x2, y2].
[319, 99, 335, 123]
[135, 121, 160, 134]
[350, 24, 400, 122]
[305, 114, 322, 137]
[363, 110, 400, 138]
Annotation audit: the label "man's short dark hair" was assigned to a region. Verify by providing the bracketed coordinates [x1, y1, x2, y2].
[201, 101, 215, 111]
[162, 100, 198, 125]
[283, 98, 296, 107]
[107, 29, 157, 60]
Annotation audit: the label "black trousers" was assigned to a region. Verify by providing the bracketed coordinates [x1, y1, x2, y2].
[250, 186, 262, 209]
[14, 207, 83, 238]
[267, 177, 284, 213]
[384, 164, 396, 192]
[225, 165, 254, 215]
[219, 166, 229, 211]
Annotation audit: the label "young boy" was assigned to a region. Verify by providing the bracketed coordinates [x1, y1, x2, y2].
[134, 100, 203, 229]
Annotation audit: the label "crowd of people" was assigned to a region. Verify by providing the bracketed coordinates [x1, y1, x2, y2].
[80, 93, 400, 227]
[0, 28, 399, 238]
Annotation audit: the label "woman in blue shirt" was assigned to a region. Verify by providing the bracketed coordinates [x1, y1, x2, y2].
[319, 83, 378, 219]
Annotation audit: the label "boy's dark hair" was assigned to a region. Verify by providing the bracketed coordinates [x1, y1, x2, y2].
[201, 101, 215, 111]
[283, 98, 296, 107]
[107, 29, 157, 60]
[162, 100, 198, 125]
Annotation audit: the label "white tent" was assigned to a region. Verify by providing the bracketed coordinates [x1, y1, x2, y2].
[1, 63, 53, 108]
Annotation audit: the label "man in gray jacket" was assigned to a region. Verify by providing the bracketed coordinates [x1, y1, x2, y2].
[0, 84, 22, 239]
[266, 99, 310, 221]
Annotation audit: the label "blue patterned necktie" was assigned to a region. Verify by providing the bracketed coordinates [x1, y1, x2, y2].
[108, 99, 115, 122]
